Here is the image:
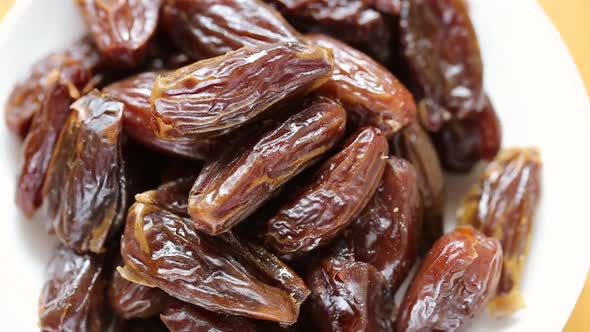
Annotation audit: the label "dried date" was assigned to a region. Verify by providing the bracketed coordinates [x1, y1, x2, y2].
[458, 147, 542, 316]
[307, 34, 416, 139]
[396, 226, 503, 332]
[263, 126, 388, 259]
[135, 175, 197, 216]
[43, 90, 127, 253]
[161, 301, 258, 332]
[151, 42, 334, 139]
[188, 95, 346, 235]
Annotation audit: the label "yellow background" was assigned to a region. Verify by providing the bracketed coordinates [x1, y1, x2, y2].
[0, 0, 588, 330]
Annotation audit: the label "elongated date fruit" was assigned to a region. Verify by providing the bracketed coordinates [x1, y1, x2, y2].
[264, 126, 388, 259]
[307, 248, 394, 332]
[161, 301, 258, 332]
[43, 90, 127, 253]
[347, 157, 421, 291]
[458, 147, 542, 316]
[189, 95, 346, 235]
[162, 0, 300, 60]
[400, 0, 483, 130]
[120, 202, 309, 324]
[76, 0, 161, 67]
[307, 34, 416, 139]
[151, 42, 334, 139]
[396, 227, 503, 332]
[103, 72, 222, 160]
[391, 122, 444, 250]
[39, 246, 105, 332]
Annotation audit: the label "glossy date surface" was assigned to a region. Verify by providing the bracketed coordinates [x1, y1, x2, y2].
[161, 301, 258, 332]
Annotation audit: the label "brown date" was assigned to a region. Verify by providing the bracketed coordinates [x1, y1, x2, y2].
[396, 226, 503, 332]
[161, 301, 258, 332]
[400, 0, 483, 130]
[38, 246, 105, 332]
[307, 34, 416, 139]
[103, 72, 222, 160]
[162, 0, 300, 60]
[391, 122, 444, 250]
[458, 147, 542, 316]
[263, 126, 388, 259]
[188, 95, 346, 235]
[76, 0, 161, 67]
[346, 156, 421, 291]
[432, 95, 502, 172]
[135, 175, 197, 217]
[307, 248, 394, 332]
[120, 201, 309, 324]
[151, 42, 334, 140]
[43, 90, 127, 253]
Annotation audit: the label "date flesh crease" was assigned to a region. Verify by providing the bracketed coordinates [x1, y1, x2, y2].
[458, 147, 542, 316]
[396, 227, 503, 332]
[43, 90, 127, 253]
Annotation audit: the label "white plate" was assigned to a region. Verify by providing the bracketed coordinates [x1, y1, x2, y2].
[0, 0, 588, 331]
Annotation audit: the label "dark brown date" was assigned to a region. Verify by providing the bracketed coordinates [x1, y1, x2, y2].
[400, 0, 483, 130]
[346, 157, 421, 291]
[112, 317, 169, 332]
[188, 95, 346, 235]
[396, 226, 503, 332]
[43, 90, 127, 253]
[432, 95, 502, 172]
[162, 0, 300, 60]
[76, 0, 161, 67]
[307, 34, 416, 139]
[263, 126, 388, 259]
[120, 201, 309, 324]
[307, 248, 394, 332]
[103, 72, 222, 160]
[161, 301, 258, 332]
[391, 122, 444, 250]
[135, 175, 197, 216]
[458, 147, 541, 316]
[151, 42, 334, 139]
[38, 246, 105, 332]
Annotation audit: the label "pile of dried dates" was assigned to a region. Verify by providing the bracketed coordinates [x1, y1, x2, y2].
[6, 0, 542, 331]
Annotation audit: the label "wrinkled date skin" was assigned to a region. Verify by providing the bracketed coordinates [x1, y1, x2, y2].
[433, 95, 502, 172]
[162, 0, 300, 60]
[188, 96, 346, 235]
[15, 69, 89, 218]
[103, 72, 222, 160]
[151, 42, 334, 139]
[76, 0, 161, 67]
[161, 301, 258, 332]
[272, 0, 392, 62]
[307, 34, 416, 139]
[120, 201, 309, 324]
[38, 246, 105, 332]
[135, 175, 197, 216]
[391, 122, 444, 250]
[458, 148, 542, 316]
[5, 37, 100, 138]
[400, 0, 483, 130]
[347, 157, 421, 291]
[307, 249, 394, 332]
[264, 126, 388, 259]
[396, 227, 503, 332]
[43, 90, 127, 253]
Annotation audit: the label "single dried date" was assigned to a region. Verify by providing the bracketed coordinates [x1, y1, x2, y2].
[162, 0, 300, 60]
[263, 126, 388, 259]
[346, 157, 421, 291]
[38, 246, 105, 332]
[120, 201, 309, 324]
[76, 0, 161, 67]
[151, 42, 334, 139]
[103, 72, 222, 160]
[43, 90, 127, 253]
[307, 34, 416, 139]
[161, 301, 258, 332]
[458, 147, 542, 316]
[396, 227, 503, 332]
[188, 95, 346, 235]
